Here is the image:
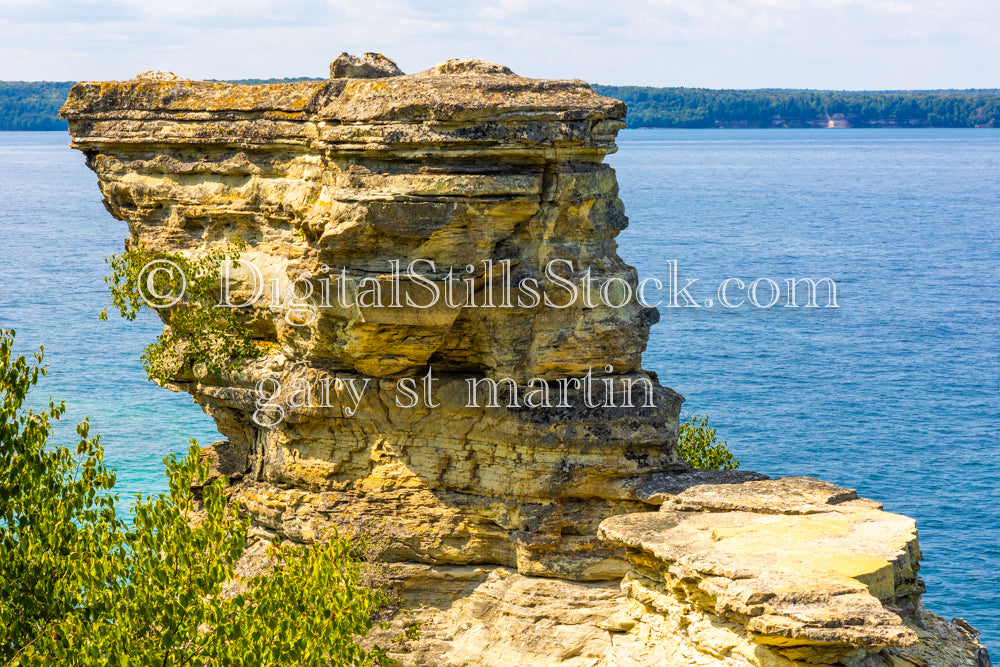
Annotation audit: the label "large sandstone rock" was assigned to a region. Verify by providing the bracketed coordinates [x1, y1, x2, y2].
[62, 55, 990, 666]
[62, 54, 678, 580]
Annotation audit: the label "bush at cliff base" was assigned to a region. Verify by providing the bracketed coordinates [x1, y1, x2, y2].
[0, 328, 397, 666]
[678, 415, 739, 470]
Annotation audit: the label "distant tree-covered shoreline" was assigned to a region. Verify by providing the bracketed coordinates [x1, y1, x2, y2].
[0, 81, 75, 130]
[592, 85, 1000, 128]
[2, 80, 999, 131]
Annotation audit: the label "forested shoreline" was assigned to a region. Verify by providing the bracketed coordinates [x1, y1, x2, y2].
[2, 80, 999, 130]
[0, 81, 75, 130]
[591, 85, 1000, 128]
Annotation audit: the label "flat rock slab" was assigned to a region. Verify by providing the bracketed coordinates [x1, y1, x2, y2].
[600, 476, 923, 649]
[623, 468, 770, 504]
[666, 475, 885, 514]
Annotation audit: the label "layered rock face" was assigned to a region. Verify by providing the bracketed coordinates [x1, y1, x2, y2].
[63, 56, 991, 666]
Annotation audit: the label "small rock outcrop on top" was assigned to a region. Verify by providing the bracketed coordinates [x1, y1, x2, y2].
[329, 51, 405, 79]
[62, 54, 991, 667]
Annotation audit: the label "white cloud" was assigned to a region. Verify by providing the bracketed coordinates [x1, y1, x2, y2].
[0, 0, 997, 88]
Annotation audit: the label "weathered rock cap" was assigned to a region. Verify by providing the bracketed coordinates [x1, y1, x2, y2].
[329, 52, 404, 79]
[131, 70, 184, 82]
[420, 59, 516, 77]
[60, 57, 626, 130]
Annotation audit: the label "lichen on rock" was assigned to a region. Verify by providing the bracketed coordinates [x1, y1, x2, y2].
[329, 52, 405, 79]
[62, 57, 991, 667]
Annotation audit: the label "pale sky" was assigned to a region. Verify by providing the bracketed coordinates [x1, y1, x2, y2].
[1, 0, 997, 89]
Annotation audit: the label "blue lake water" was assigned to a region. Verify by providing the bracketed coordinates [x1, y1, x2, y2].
[1, 129, 997, 651]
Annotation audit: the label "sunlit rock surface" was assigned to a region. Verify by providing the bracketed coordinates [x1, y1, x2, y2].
[64, 54, 990, 667]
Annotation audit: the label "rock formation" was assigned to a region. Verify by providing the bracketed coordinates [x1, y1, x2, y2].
[62, 55, 991, 666]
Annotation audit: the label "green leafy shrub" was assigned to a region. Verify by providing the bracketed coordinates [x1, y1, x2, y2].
[678, 414, 739, 470]
[0, 329, 394, 666]
[102, 240, 260, 384]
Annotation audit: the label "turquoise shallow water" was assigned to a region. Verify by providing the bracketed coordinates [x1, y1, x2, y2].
[0, 132, 224, 500]
[1, 130, 997, 651]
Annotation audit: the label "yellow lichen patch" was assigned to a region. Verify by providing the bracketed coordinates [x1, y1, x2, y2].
[805, 553, 897, 601]
[710, 513, 850, 545]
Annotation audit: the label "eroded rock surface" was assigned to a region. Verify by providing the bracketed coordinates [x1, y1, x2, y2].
[63, 55, 990, 666]
[63, 52, 679, 580]
[329, 51, 405, 79]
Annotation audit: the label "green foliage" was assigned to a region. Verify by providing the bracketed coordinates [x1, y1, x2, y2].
[0, 329, 394, 665]
[103, 240, 260, 384]
[678, 415, 739, 470]
[0, 82, 74, 131]
[0, 331, 121, 656]
[591, 85, 1000, 128]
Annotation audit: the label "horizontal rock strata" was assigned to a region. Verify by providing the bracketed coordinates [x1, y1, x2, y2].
[64, 55, 681, 580]
[64, 55, 991, 666]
